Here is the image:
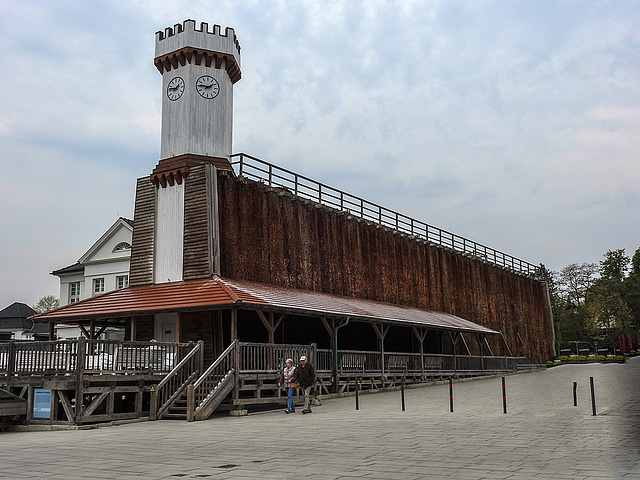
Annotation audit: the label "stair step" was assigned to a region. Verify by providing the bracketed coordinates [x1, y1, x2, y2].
[162, 413, 187, 420]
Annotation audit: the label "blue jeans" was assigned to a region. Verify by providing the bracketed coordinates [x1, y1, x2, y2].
[287, 387, 295, 412]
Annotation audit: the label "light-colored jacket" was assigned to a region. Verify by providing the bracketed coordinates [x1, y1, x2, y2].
[278, 365, 298, 386]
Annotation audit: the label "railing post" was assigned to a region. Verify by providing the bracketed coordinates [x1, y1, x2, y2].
[233, 339, 240, 403]
[186, 384, 195, 422]
[75, 336, 86, 421]
[150, 385, 158, 421]
[197, 340, 204, 375]
[7, 340, 16, 377]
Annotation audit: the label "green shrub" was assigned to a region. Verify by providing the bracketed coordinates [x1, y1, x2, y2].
[577, 355, 588, 361]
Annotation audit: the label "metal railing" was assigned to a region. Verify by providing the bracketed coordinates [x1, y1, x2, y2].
[230, 153, 540, 277]
[315, 348, 543, 377]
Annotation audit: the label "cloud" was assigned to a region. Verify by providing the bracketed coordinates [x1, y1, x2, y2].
[1, 1, 640, 308]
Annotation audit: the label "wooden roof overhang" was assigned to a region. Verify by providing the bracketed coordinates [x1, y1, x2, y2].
[31, 275, 499, 336]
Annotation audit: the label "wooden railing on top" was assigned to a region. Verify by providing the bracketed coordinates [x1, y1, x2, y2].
[230, 153, 542, 277]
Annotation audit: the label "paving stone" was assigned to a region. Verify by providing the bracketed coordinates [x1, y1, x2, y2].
[1, 358, 639, 479]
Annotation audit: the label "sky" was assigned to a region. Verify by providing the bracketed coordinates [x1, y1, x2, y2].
[1, 0, 639, 309]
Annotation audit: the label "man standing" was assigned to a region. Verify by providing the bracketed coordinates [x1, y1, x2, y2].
[297, 355, 316, 414]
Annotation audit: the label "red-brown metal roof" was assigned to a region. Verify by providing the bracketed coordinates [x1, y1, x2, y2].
[32, 276, 498, 335]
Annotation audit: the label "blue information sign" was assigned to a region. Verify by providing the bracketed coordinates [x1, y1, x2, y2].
[33, 388, 52, 419]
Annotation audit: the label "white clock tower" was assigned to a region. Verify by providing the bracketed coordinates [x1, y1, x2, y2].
[155, 20, 241, 162]
[130, 20, 242, 289]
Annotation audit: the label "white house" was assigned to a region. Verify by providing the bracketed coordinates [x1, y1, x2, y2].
[51, 218, 133, 340]
[52, 217, 133, 306]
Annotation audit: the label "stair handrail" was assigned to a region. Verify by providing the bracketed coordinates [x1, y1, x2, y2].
[150, 340, 203, 420]
[187, 339, 238, 421]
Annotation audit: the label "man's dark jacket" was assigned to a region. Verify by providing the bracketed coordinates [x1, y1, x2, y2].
[297, 362, 316, 388]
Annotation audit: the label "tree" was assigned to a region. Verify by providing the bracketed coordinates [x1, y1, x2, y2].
[553, 263, 598, 308]
[33, 295, 60, 313]
[623, 247, 640, 331]
[599, 249, 630, 283]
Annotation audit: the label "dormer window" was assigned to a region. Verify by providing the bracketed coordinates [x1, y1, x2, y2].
[113, 242, 132, 252]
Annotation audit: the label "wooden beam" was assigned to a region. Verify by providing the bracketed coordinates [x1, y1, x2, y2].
[320, 316, 333, 337]
[95, 324, 108, 339]
[78, 323, 90, 339]
[459, 333, 472, 356]
[500, 332, 513, 357]
[58, 390, 75, 422]
[484, 336, 494, 356]
[412, 327, 428, 343]
[371, 323, 389, 341]
[80, 392, 109, 419]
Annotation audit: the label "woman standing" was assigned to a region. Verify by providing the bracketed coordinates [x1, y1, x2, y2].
[278, 358, 298, 413]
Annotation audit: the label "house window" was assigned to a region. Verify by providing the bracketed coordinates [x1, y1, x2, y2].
[93, 278, 105, 295]
[69, 282, 80, 303]
[116, 275, 129, 289]
[113, 242, 131, 252]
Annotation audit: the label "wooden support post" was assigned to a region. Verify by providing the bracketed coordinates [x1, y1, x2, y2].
[231, 308, 240, 404]
[214, 311, 224, 359]
[89, 319, 96, 355]
[176, 312, 182, 343]
[372, 323, 389, 378]
[130, 316, 136, 341]
[75, 336, 86, 421]
[412, 327, 427, 379]
[49, 322, 55, 341]
[450, 332, 458, 376]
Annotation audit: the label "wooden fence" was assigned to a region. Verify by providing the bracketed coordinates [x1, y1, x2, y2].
[0, 338, 196, 377]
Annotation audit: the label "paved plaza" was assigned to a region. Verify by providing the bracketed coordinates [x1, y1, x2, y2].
[1, 358, 639, 479]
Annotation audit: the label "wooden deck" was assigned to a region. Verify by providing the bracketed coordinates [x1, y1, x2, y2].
[1, 339, 543, 425]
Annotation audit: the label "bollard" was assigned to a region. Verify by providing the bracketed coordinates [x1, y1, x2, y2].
[590, 377, 596, 416]
[502, 377, 507, 414]
[449, 377, 454, 413]
[401, 376, 406, 412]
[573, 381, 578, 406]
[355, 376, 359, 411]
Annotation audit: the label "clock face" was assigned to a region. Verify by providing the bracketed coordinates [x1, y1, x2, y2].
[196, 75, 220, 99]
[167, 77, 185, 101]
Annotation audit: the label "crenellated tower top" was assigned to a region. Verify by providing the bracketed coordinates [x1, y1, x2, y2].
[154, 19, 241, 83]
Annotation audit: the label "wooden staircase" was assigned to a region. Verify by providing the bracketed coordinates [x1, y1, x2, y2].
[162, 391, 189, 420]
[151, 340, 238, 422]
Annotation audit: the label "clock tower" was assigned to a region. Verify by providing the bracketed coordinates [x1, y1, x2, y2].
[129, 20, 241, 289]
[154, 19, 241, 163]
